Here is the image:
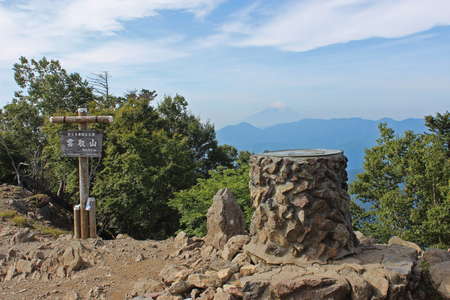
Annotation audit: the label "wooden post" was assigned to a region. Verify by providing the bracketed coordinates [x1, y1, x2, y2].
[78, 108, 90, 239]
[88, 197, 97, 238]
[49, 108, 112, 240]
[74, 206, 81, 239]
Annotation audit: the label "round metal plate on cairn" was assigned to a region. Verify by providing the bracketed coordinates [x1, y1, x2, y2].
[244, 149, 359, 265]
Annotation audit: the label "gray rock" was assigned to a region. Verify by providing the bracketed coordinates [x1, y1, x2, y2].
[173, 231, 189, 249]
[168, 280, 192, 295]
[187, 272, 218, 289]
[204, 188, 246, 249]
[129, 278, 164, 297]
[9, 228, 35, 244]
[423, 248, 450, 265]
[429, 261, 450, 299]
[222, 235, 249, 261]
[388, 236, 422, 254]
[159, 264, 191, 285]
[15, 259, 33, 274]
[272, 274, 351, 300]
[354, 231, 375, 246]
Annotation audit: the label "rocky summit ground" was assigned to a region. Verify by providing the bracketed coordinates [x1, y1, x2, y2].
[0, 220, 177, 299]
[1, 185, 450, 300]
[0, 185, 178, 300]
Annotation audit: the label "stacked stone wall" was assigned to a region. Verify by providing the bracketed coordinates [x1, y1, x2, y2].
[245, 153, 359, 264]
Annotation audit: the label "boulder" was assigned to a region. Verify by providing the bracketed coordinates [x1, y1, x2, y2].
[168, 280, 192, 295]
[240, 264, 257, 277]
[241, 280, 271, 300]
[232, 253, 251, 266]
[197, 287, 216, 300]
[429, 261, 450, 299]
[223, 284, 244, 298]
[159, 264, 190, 285]
[156, 294, 182, 300]
[9, 228, 35, 244]
[61, 243, 86, 274]
[381, 244, 418, 276]
[128, 279, 165, 297]
[341, 271, 373, 300]
[204, 189, 246, 249]
[15, 259, 33, 274]
[4, 264, 16, 281]
[187, 272, 219, 289]
[354, 231, 375, 246]
[173, 231, 189, 249]
[362, 267, 390, 298]
[217, 268, 234, 283]
[222, 235, 250, 261]
[214, 288, 237, 300]
[423, 248, 450, 265]
[388, 236, 422, 254]
[116, 233, 131, 239]
[272, 275, 351, 300]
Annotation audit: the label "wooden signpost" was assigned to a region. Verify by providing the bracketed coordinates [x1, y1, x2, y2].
[50, 108, 113, 239]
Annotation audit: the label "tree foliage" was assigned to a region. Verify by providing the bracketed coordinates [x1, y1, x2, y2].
[1, 57, 236, 239]
[350, 113, 450, 248]
[0, 57, 95, 193]
[4, 56, 447, 246]
[169, 152, 252, 237]
[13, 56, 93, 115]
[91, 91, 237, 239]
[92, 91, 191, 238]
[156, 95, 236, 177]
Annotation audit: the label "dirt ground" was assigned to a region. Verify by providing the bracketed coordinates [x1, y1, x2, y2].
[0, 223, 177, 300]
[0, 184, 178, 300]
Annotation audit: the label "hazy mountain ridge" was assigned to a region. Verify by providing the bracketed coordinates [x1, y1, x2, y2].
[217, 117, 427, 171]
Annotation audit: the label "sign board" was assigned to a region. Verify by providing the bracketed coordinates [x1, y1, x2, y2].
[61, 130, 103, 157]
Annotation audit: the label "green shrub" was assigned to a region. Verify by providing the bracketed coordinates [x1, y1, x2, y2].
[169, 161, 251, 237]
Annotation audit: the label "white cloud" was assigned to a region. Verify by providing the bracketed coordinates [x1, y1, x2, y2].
[0, 0, 224, 66]
[62, 38, 188, 70]
[219, 0, 450, 52]
[53, 0, 225, 33]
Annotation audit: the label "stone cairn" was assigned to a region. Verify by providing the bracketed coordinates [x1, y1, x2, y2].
[244, 149, 359, 264]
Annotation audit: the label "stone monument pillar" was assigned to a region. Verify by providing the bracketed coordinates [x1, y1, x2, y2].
[244, 149, 359, 265]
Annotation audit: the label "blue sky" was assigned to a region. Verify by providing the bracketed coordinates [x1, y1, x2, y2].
[0, 0, 449, 128]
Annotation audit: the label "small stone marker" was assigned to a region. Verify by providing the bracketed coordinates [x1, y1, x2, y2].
[50, 108, 113, 239]
[204, 188, 246, 249]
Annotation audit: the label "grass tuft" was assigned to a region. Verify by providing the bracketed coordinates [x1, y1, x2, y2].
[0, 210, 17, 219]
[1, 209, 68, 237]
[10, 215, 31, 227]
[33, 224, 68, 237]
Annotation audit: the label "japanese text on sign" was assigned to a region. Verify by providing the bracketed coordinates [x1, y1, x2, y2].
[61, 130, 103, 157]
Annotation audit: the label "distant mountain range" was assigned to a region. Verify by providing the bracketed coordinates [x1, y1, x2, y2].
[217, 118, 427, 179]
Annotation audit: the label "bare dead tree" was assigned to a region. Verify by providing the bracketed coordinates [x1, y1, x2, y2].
[87, 71, 112, 188]
[88, 71, 110, 102]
